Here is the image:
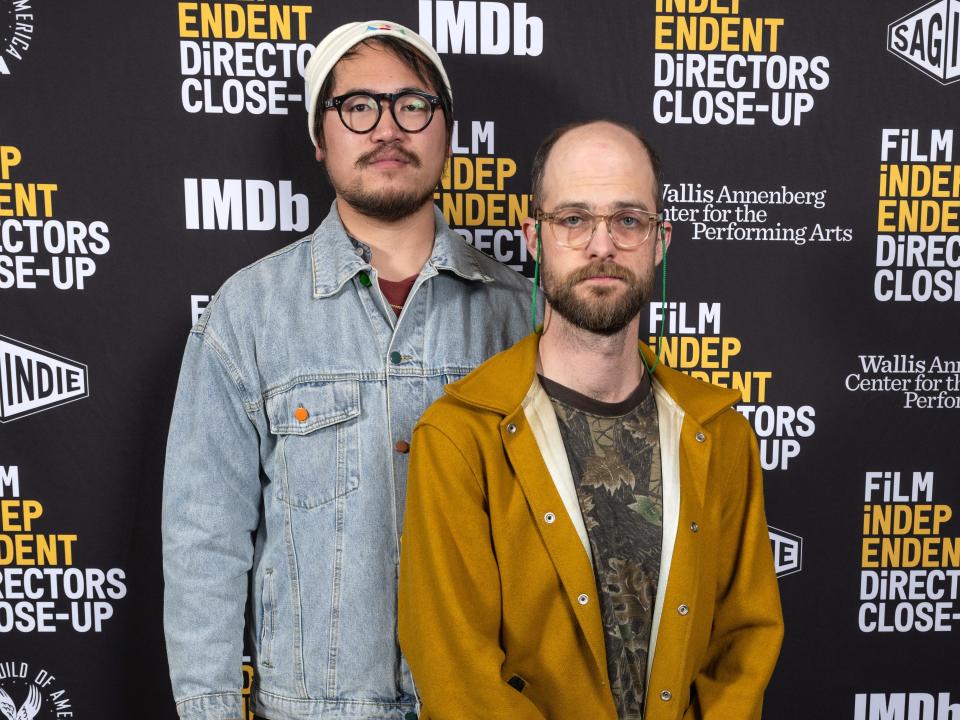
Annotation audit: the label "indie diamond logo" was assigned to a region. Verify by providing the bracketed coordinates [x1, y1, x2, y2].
[887, 0, 960, 85]
[0, 335, 88, 423]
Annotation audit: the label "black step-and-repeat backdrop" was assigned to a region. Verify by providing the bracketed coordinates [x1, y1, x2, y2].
[2, 1, 959, 717]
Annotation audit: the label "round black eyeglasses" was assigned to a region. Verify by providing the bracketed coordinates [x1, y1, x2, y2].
[323, 91, 442, 133]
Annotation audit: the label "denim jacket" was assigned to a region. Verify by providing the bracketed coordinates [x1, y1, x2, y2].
[162, 203, 532, 720]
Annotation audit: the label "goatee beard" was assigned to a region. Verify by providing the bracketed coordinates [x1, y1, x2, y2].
[339, 185, 437, 222]
[335, 144, 437, 222]
[543, 259, 652, 336]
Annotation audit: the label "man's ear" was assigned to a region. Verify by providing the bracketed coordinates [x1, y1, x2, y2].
[656, 220, 673, 265]
[521, 216, 540, 260]
[315, 142, 325, 163]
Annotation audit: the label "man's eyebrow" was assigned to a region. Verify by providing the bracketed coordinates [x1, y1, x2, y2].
[551, 199, 654, 212]
[549, 200, 592, 211]
[335, 86, 432, 96]
[613, 199, 654, 212]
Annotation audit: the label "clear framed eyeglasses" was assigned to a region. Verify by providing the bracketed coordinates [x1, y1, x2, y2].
[536, 207, 663, 249]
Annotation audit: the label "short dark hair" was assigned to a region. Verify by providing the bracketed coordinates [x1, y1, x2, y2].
[530, 120, 664, 214]
[314, 36, 454, 147]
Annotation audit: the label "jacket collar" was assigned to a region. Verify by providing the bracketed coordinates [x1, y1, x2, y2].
[446, 332, 742, 425]
[310, 201, 494, 298]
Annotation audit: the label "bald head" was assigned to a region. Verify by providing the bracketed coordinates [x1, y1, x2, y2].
[530, 120, 664, 214]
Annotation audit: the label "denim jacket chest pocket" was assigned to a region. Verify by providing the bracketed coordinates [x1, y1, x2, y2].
[266, 380, 361, 509]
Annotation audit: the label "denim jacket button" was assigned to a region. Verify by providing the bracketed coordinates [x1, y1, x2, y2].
[394, 440, 410, 454]
[294, 406, 309, 422]
[390, 351, 403, 364]
[358, 271, 372, 287]
[404, 713, 419, 720]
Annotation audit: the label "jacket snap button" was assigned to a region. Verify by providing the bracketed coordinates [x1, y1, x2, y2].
[358, 271, 372, 287]
[544, 512, 556, 524]
[678, 603, 689, 616]
[577, 593, 589, 605]
[507, 423, 517, 434]
[394, 440, 410, 454]
[660, 690, 672, 702]
[294, 406, 309, 422]
[690, 521, 700, 533]
[390, 351, 403, 364]
[695, 431, 705, 442]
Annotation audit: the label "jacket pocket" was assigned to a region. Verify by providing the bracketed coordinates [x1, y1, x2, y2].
[257, 567, 275, 667]
[440, 369, 474, 394]
[266, 380, 361, 509]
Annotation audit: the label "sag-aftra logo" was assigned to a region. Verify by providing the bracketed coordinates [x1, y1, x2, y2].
[888, 0, 960, 85]
[0, 335, 88, 423]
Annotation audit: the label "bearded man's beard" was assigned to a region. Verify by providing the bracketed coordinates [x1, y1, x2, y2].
[331, 143, 438, 222]
[339, 185, 436, 222]
[542, 259, 653, 336]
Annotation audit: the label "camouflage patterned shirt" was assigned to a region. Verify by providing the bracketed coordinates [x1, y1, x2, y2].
[540, 374, 663, 720]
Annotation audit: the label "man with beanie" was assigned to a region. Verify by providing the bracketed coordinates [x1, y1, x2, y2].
[162, 20, 531, 720]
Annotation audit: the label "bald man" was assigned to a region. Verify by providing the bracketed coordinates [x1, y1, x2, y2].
[398, 121, 783, 720]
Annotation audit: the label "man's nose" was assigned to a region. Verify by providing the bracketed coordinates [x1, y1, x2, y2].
[586, 217, 618, 258]
[370, 101, 403, 141]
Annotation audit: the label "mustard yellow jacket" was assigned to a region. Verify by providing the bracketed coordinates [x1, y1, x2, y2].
[398, 334, 783, 719]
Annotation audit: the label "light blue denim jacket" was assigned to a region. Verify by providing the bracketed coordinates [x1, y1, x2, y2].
[162, 203, 532, 720]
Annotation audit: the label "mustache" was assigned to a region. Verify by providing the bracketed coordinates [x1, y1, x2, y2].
[356, 144, 422, 169]
[567, 261, 637, 284]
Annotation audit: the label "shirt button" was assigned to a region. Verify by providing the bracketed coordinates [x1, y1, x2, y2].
[394, 440, 410, 454]
[294, 406, 309, 422]
[404, 713, 418, 720]
[506, 423, 517, 434]
[678, 603, 689, 616]
[690, 521, 700, 533]
[358, 271, 372, 287]
[660, 690, 672, 702]
[577, 593, 589, 605]
[695, 431, 706, 442]
[390, 351, 403, 364]
[544, 512, 556, 524]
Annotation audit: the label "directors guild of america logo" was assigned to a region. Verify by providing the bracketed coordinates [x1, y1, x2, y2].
[0, 661, 74, 719]
[0, 0, 36, 76]
[0, 335, 88, 423]
[0, 685, 40, 720]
